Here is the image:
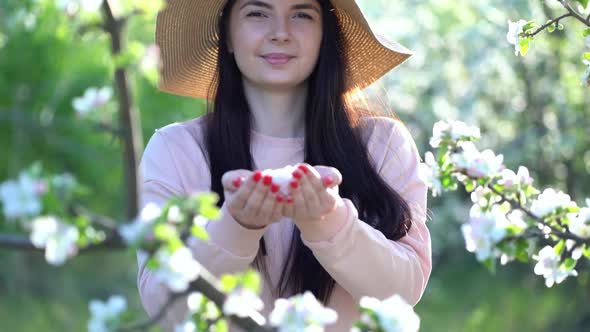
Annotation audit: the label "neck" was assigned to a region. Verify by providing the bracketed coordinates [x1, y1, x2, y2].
[242, 79, 307, 138]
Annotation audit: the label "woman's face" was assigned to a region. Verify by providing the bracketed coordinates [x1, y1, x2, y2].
[227, 0, 323, 91]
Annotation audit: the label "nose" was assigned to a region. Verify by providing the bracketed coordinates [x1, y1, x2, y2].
[270, 16, 290, 43]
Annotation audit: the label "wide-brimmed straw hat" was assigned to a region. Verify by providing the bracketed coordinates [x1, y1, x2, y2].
[155, 0, 414, 99]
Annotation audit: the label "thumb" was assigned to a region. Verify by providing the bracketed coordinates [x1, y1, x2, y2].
[221, 169, 253, 192]
[313, 166, 342, 187]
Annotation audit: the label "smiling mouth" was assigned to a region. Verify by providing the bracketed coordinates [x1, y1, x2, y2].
[261, 55, 294, 65]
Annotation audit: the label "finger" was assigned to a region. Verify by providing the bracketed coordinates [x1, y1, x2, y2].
[294, 168, 322, 217]
[314, 166, 343, 188]
[289, 179, 307, 221]
[269, 193, 285, 222]
[243, 173, 272, 220]
[222, 169, 252, 192]
[256, 180, 280, 221]
[282, 193, 294, 218]
[227, 170, 261, 215]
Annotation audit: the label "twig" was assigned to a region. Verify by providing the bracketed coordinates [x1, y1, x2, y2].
[521, 13, 573, 38]
[117, 261, 274, 332]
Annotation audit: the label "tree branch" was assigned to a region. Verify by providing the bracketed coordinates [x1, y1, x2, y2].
[558, 0, 590, 27]
[0, 233, 127, 251]
[101, 0, 143, 220]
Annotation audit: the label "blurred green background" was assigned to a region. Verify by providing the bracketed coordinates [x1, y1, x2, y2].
[1, 0, 589, 331]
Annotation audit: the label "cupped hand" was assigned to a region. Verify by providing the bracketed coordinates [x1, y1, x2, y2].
[281, 163, 342, 224]
[221, 169, 285, 229]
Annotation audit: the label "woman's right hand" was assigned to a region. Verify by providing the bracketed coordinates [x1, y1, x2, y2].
[221, 169, 285, 229]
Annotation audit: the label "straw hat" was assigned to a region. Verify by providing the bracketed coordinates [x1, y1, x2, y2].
[155, 0, 414, 99]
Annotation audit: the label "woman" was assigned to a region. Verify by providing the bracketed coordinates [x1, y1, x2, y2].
[137, 0, 432, 330]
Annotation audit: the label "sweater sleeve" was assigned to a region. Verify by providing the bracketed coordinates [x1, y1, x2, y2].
[136, 125, 267, 331]
[299, 118, 432, 306]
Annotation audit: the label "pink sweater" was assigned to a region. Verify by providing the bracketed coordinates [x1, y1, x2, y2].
[136, 115, 432, 331]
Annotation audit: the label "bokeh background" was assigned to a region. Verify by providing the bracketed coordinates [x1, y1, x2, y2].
[1, 0, 590, 331]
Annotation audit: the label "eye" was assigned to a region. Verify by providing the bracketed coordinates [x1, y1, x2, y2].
[246, 11, 267, 18]
[294, 12, 313, 20]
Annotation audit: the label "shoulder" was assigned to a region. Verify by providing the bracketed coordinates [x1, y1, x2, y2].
[141, 114, 212, 192]
[151, 114, 209, 146]
[357, 115, 418, 154]
[143, 114, 212, 164]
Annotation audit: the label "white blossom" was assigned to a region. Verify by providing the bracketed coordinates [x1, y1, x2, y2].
[358, 294, 420, 332]
[72, 86, 113, 117]
[451, 141, 504, 178]
[0, 172, 43, 220]
[530, 188, 575, 218]
[154, 246, 201, 292]
[167, 205, 184, 223]
[269, 291, 337, 332]
[418, 151, 442, 197]
[223, 288, 264, 319]
[568, 205, 590, 239]
[118, 202, 161, 245]
[88, 295, 127, 332]
[533, 246, 578, 287]
[461, 205, 508, 261]
[498, 166, 533, 188]
[263, 164, 299, 195]
[30, 216, 79, 265]
[429, 120, 480, 148]
[506, 20, 527, 56]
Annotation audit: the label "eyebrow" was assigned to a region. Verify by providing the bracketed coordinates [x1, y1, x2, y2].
[239, 0, 321, 14]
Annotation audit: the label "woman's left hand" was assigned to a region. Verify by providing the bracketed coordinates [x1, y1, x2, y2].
[282, 163, 342, 223]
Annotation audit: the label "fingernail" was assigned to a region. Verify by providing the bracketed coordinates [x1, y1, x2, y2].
[290, 180, 298, 189]
[263, 175, 273, 186]
[253, 171, 262, 182]
[276, 194, 284, 202]
[286, 196, 293, 203]
[271, 183, 280, 193]
[292, 170, 302, 179]
[298, 164, 309, 174]
[232, 177, 242, 188]
[323, 176, 333, 186]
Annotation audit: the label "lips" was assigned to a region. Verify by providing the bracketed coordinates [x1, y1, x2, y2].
[261, 53, 294, 65]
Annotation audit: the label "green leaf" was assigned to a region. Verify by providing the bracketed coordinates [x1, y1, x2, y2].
[561, 258, 577, 271]
[554, 240, 565, 256]
[241, 270, 261, 293]
[215, 319, 229, 332]
[583, 245, 590, 259]
[190, 225, 209, 241]
[519, 38, 530, 56]
[522, 21, 537, 31]
[154, 223, 178, 242]
[200, 205, 221, 220]
[584, 53, 590, 61]
[482, 257, 496, 274]
[514, 239, 530, 263]
[583, 28, 590, 37]
[547, 23, 555, 33]
[557, 23, 564, 31]
[575, 0, 589, 9]
[220, 275, 239, 292]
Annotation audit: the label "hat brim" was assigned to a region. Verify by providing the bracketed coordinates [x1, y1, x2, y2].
[155, 0, 413, 99]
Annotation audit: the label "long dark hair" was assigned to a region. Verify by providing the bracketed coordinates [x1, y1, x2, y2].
[204, 0, 413, 305]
